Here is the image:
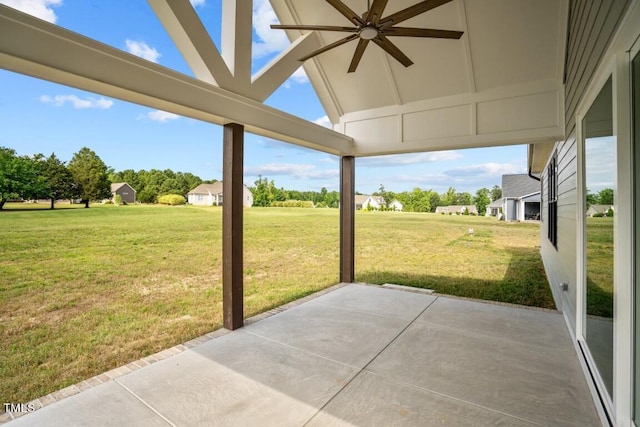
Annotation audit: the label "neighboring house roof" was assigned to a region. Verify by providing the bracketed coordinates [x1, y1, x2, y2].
[489, 198, 503, 208]
[354, 195, 369, 205]
[502, 174, 540, 198]
[522, 193, 541, 202]
[587, 204, 614, 214]
[111, 182, 135, 193]
[188, 182, 223, 195]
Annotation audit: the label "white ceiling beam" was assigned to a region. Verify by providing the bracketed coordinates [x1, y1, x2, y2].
[250, 32, 319, 102]
[221, 0, 252, 88]
[459, 0, 476, 93]
[269, 0, 344, 124]
[0, 5, 353, 155]
[149, 0, 234, 88]
[339, 79, 564, 156]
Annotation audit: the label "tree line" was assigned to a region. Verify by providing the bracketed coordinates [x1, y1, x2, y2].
[249, 176, 502, 214]
[586, 188, 614, 209]
[373, 184, 502, 214]
[1, 145, 503, 213]
[109, 169, 210, 204]
[0, 146, 111, 209]
[0, 146, 211, 209]
[249, 176, 340, 208]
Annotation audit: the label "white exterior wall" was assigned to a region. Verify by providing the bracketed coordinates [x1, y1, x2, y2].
[188, 193, 216, 206]
[516, 200, 525, 221]
[243, 187, 253, 207]
[188, 187, 252, 207]
[389, 200, 403, 211]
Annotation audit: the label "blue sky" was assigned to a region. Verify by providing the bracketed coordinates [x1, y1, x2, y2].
[0, 0, 528, 195]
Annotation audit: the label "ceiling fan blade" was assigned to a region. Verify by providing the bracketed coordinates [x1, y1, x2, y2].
[271, 24, 358, 33]
[372, 35, 413, 67]
[383, 27, 463, 39]
[364, 0, 388, 24]
[326, 0, 365, 26]
[299, 34, 359, 61]
[380, 0, 454, 26]
[348, 39, 370, 73]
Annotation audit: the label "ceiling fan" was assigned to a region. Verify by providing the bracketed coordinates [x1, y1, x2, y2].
[271, 0, 463, 73]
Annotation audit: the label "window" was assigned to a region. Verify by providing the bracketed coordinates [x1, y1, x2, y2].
[547, 153, 558, 247]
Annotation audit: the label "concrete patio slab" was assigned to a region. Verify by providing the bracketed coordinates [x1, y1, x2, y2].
[4, 381, 169, 427]
[367, 320, 599, 426]
[243, 296, 419, 368]
[3, 284, 601, 426]
[416, 297, 573, 349]
[305, 283, 437, 321]
[117, 331, 358, 427]
[307, 371, 537, 427]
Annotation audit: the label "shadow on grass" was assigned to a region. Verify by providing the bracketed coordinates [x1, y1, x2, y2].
[0, 203, 87, 212]
[586, 276, 613, 318]
[357, 246, 555, 309]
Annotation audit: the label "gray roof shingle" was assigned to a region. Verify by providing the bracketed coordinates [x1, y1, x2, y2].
[502, 174, 540, 198]
[188, 182, 223, 195]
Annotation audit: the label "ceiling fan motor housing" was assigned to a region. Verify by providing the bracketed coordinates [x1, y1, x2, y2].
[359, 26, 379, 40]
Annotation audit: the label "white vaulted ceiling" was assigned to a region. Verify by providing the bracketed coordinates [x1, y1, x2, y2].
[270, 0, 568, 156]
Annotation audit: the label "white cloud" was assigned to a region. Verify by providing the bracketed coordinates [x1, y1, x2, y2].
[290, 67, 309, 83]
[143, 110, 180, 122]
[40, 94, 113, 109]
[585, 136, 616, 192]
[359, 151, 463, 167]
[313, 115, 332, 129]
[444, 162, 525, 178]
[319, 156, 338, 164]
[252, 0, 289, 59]
[1, 0, 61, 23]
[125, 40, 161, 63]
[189, 0, 205, 7]
[245, 163, 338, 180]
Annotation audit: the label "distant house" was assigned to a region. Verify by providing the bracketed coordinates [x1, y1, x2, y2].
[487, 198, 503, 217]
[354, 194, 369, 210]
[187, 182, 253, 207]
[111, 182, 136, 204]
[357, 195, 403, 211]
[388, 199, 403, 211]
[363, 196, 383, 210]
[502, 174, 541, 221]
[586, 204, 614, 217]
[435, 205, 479, 215]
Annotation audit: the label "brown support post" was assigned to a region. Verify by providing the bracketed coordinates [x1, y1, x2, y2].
[340, 156, 355, 283]
[223, 123, 244, 330]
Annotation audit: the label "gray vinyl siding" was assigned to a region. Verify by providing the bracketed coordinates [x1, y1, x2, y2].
[506, 199, 517, 221]
[541, 0, 630, 333]
[116, 184, 136, 204]
[564, 0, 630, 133]
[540, 132, 578, 332]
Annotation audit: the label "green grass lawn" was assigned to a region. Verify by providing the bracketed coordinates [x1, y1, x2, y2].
[586, 217, 614, 317]
[0, 203, 552, 406]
